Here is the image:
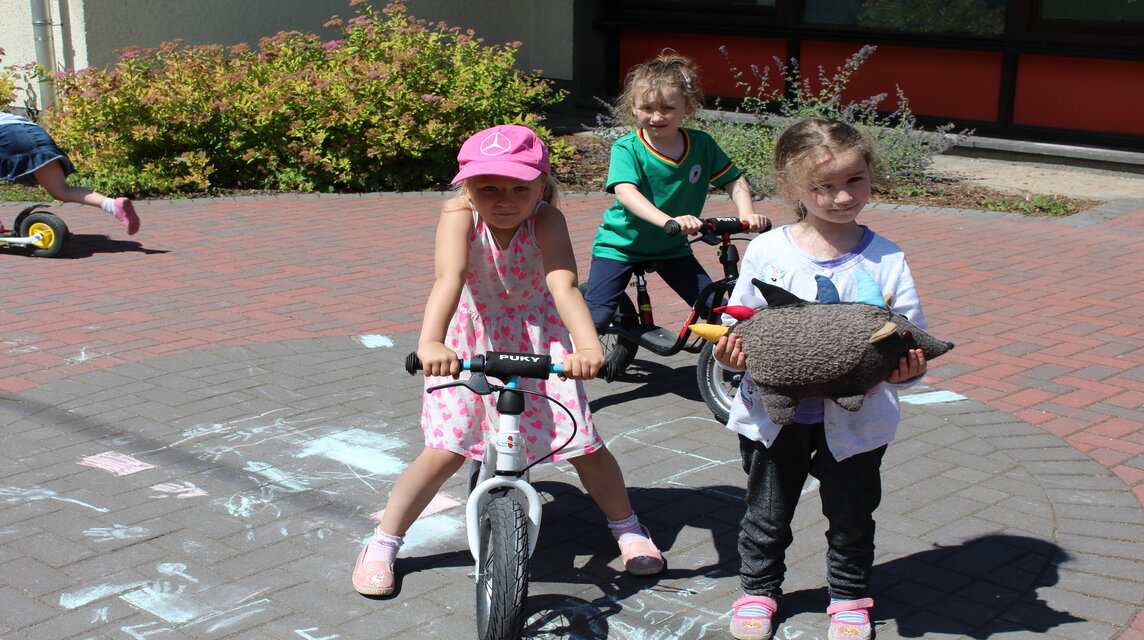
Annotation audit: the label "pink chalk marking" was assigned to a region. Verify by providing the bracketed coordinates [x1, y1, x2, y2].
[371, 492, 461, 522]
[78, 451, 156, 476]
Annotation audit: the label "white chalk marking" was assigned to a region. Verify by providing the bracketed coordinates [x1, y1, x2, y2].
[60, 581, 150, 609]
[296, 628, 342, 640]
[901, 390, 967, 405]
[84, 525, 149, 542]
[121, 582, 199, 624]
[157, 562, 199, 583]
[150, 481, 208, 499]
[244, 461, 310, 492]
[0, 486, 110, 512]
[296, 428, 405, 476]
[399, 512, 464, 550]
[354, 334, 395, 349]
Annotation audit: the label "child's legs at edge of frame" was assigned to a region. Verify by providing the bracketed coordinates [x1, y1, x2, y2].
[378, 447, 467, 537]
[32, 160, 107, 208]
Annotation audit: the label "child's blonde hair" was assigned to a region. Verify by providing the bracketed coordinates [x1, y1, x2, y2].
[773, 117, 875, 220]
[614, 49, 703, 126]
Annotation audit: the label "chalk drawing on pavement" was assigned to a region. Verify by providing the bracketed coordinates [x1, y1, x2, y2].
[84, 525, 149, 542]
[150, 481, 208, 499]
[78, 451, 157, 475]
[0, 485, 110, 512]
[354, 334, 394, 348]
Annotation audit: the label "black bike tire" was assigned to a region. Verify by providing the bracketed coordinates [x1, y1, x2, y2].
[696, 340, 739, 424]
[475, 496, 529, 640]
[579, 283, 639, 379]
[18, 212, 69, 258]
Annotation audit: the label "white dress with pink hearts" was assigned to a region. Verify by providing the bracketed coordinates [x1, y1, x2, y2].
[421, 206, 602, 462]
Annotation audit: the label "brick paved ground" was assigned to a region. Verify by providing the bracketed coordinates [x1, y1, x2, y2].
[0, 192, 1140, 639]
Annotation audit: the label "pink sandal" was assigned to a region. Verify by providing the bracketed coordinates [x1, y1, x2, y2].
[352, 542, 395, 596]
[730, 594, 778, 640]
[112, 198, 140, 235]
[827, 597, 874, 640]
[616, 525, 665, 575]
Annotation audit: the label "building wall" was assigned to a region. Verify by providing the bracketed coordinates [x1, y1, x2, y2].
[1, 0, 574, 110]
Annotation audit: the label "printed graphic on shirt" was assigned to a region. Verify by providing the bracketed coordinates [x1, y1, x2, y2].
[688, 164, 702, 183]
[762, 265, 786, 284]
[739, 377, 756, 410]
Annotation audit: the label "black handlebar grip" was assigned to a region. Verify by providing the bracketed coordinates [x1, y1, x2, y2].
[663, 219, 681, 236]
[404, 352, 421, 375]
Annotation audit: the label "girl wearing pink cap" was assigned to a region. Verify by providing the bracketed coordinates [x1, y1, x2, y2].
[353, 124, 665, 597]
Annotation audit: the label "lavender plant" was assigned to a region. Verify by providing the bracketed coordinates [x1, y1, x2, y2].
[38, 0, 568, 195]
[695, 45, 969, 196]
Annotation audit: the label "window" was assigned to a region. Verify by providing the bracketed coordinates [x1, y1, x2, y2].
[1040, 0, 1144, 23]
[803, 0, 1007, 36]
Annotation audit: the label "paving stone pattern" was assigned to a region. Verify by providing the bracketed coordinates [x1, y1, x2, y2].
[0, 192, 1140, 639]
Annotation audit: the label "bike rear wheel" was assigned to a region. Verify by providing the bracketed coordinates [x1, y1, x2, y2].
[579, 282, 639, 380]
[697, 341, 741, 424]
[476, 495, 529, 640]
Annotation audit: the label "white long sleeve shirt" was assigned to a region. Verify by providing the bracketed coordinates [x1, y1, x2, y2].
[723, 224, 927, 461]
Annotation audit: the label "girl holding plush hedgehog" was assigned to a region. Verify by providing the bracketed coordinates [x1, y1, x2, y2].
[712, 117, 929, 640]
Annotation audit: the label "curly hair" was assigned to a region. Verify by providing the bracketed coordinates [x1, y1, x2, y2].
[614, 49, 703, 126]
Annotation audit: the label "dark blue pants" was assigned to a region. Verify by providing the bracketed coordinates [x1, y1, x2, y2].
[584, 254, 712, 333]
[737, 427, 886, 600]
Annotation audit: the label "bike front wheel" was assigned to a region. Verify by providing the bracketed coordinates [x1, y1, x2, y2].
[697, 340, 741, 424]
[476, 495, 529, 640]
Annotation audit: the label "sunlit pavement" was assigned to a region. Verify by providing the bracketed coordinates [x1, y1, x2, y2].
[0, 191, 1141, 639]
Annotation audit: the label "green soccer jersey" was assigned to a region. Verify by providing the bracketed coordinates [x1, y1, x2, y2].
[591, 127, 741, 262]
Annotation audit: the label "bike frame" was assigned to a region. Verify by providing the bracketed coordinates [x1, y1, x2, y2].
[611, 220, 747, 356]
[409, 352, 566, 570]
[464, 376, 544, 563]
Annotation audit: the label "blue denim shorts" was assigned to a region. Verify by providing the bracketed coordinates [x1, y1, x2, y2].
[0, 122, 76, 185]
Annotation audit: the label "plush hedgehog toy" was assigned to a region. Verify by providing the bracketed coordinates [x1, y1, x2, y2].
[691, 273, 954, 426]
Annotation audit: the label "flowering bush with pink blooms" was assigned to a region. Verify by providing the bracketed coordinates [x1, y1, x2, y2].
[40, 1, 567, 195]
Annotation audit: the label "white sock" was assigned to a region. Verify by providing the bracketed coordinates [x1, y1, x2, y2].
[100, 198, 116, 214]
[607, 513, 650, 545]
[362, 528, 403, 564]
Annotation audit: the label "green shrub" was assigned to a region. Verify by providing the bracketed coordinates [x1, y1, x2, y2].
[1, 48, 19, 111]
[665, 45, 968, 197]
[40, 0, 567, 195]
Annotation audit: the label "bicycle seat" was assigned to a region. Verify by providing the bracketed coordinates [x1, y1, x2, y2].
[630, 260, 667, 274]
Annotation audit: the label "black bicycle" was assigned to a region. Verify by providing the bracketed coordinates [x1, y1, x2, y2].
[582, 216, 770, 422]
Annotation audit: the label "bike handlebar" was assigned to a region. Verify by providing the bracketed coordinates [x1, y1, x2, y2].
[663, 216, 771, 238]
[405, 351, 562, 380]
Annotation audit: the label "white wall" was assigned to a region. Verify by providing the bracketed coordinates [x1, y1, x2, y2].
[1, 0, 573, 110]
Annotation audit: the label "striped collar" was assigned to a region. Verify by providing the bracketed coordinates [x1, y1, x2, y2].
[637, 128, 690, 166]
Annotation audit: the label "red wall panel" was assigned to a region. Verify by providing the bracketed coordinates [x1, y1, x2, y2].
[618, 31, 787, 99]
[1013, 55, 1144, 135]
[799, 41, 1003, 123]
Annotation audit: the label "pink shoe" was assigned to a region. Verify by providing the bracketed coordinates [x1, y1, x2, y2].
[827, 597, 874, 640]
[616, 524, 665, 575]
[352, 542, 395, 596]
[112, 197, 140, 235]
[730, 594, 778, 640]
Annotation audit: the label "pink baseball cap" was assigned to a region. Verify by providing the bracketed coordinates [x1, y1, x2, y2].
[451, 124, 551, 184]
